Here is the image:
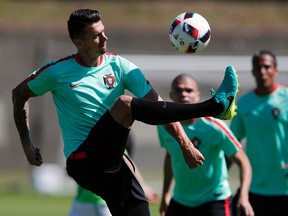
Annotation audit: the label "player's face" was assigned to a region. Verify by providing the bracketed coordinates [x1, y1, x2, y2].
[252, 54, 278, 92]
[170, 78, 201, 104]
[81, 21, 108, 56]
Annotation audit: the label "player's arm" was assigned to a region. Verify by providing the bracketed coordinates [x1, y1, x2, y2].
[12, 81, 43, 166]
[143, 88, 205, 169]
[133, 161, 159, 204]
[229, 150, 254, 216]
[163, 121, 204, 168]
[160, 151, 173, 216]
[123, 154, 159, 204]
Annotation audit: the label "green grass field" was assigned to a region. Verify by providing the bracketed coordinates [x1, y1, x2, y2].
[0, 169, 161, 215]
[0, 192, 159, 216]
[0, 192, 72, 216]
[0, 167, 240, 216]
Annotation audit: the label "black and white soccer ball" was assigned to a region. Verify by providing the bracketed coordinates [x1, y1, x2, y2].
[169, 12, 211, 54]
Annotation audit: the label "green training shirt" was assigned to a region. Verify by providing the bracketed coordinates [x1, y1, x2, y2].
[75, 185, 106, 204]
[230, 84, 288, 195]
[26, 53, 152, 158]
[158, 117, 241, 207]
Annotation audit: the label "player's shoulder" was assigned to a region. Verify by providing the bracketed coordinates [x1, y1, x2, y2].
[103, 52, 131, 64]
[200, 117, 228, 130]
[105, 52, 118, 57]
[28, 54, 77, 81]
[202, 116, 222, 123]
[237, 90, 255, 106]
[42, 54, 77, 71]
[103, 52, 120, 61]
[201, 117, 235, 138]
[276, 83, 288, 94]
[157, 124, 166, 133]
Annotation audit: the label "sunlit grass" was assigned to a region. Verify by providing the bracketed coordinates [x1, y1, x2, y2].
[0, 191, 160, 216]
[0, 169, 161, 216]
[0, 191, 73, 216]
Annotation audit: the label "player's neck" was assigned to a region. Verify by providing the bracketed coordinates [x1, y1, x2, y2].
[77, 52, 102, 67]
[255, 83, 277, 96]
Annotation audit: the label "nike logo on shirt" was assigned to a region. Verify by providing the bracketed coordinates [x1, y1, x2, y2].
[70, 81, 82, 88]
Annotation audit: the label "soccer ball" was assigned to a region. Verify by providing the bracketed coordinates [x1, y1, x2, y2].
[169, 12, 211, 54]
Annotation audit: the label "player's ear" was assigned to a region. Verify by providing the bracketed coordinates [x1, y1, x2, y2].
[195, 91, 201, 102]
[73, 38, 84, 49]
[275, 68, 279, 76]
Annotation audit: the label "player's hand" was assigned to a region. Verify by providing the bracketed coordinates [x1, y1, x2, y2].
[142, 184, 159, 204]
[237, 197, 255, 216]
[23, 143, 43, 166]
[181, 141, 205, 169]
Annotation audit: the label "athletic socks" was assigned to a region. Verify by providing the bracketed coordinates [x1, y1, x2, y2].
[131, 97, 223, 125]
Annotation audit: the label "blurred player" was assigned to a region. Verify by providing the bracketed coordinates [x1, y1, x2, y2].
[230, 50, 288, 216]
[159, 74, 254, 216]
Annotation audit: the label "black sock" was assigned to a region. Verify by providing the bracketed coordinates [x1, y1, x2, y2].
[131, 97, 223, 125]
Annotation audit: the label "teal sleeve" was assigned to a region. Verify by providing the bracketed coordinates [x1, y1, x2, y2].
[125, 68, 152, 98]
[27, 61, 60, 96]
[210, 119, 240, 157]
[118, 56, 152, 98]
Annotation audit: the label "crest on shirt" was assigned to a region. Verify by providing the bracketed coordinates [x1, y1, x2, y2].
[272, 107, 280, 119]
[103, 74, 116, 89]
[191, 137, 201, 149]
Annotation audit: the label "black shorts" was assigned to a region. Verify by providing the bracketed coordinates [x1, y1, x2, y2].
[167, 198, 231, 216]
[66, 111, 149, 215]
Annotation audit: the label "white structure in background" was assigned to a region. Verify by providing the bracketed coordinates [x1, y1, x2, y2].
[32, 163, 76, 196]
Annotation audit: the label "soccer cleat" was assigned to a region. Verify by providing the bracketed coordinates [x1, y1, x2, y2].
[211, 65, 239, 120]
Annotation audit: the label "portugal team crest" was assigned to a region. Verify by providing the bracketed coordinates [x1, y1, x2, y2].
[191, 137, 201, 149]
[103, 74, 116, 89]
[272, 107, 280, 119]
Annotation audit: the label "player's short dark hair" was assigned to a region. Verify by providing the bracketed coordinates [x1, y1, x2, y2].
[252, 49, 277, 68]
[67, 9, 101, 40]
[171, 74, 197, 89]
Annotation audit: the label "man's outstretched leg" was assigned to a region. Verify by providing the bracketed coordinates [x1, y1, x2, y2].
[211, 65, 238, 120]
[111, 65, 239, 126]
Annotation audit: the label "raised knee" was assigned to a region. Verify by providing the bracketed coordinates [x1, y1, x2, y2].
[116, 95, 132, 108]
[110, 95, 134, 128]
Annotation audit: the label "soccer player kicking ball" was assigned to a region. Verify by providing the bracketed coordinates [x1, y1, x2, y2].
[12, 9, 238, 216]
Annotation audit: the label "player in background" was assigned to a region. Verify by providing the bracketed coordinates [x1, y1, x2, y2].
[159, 74, 254, 216]
[230, 50, 288, 216]
[69, 136, 159, 216]
[12, 9, 239, 215]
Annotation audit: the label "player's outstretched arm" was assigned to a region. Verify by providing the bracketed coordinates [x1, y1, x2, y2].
[143, 88, 205, 168]
[12, 81, 43, 166]
[230, 150, 254, 216]
[123, 154, 159, 204]
[164, 122, 204, 168]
